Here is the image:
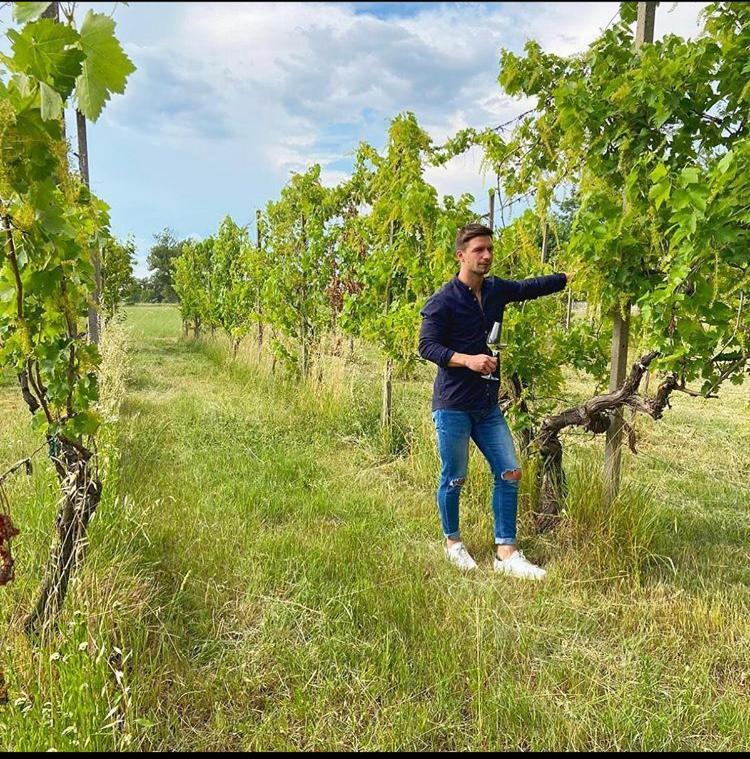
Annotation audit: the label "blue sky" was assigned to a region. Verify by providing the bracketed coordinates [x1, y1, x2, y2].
[0, 2, 706, 276]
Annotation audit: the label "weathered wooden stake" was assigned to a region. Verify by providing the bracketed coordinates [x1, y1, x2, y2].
[603, 1, 656, 503]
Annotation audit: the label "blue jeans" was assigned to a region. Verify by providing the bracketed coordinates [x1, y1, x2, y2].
[432, 406, 520, 545]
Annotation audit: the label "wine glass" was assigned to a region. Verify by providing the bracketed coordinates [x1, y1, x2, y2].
[481, 321, 505, 381]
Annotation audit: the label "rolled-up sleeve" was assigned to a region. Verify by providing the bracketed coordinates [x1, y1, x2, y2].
[503, 272, 567, 303]
[419, 295, 455, 368]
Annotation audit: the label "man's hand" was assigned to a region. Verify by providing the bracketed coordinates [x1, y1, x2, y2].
[449, 353, 498, 374]
[467, 354, 498, 374]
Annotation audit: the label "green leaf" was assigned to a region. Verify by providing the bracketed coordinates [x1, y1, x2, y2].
[0, 283, 16, 303]
[649, 163, 668, 182]
[11, 71, 35, 98]
[687, 187, 707, 212]
[678, 166, 700, 188]
[30, 410, 49, 433]
[27, 266, 62, 297]
[66, 409, 101, 437]
[671, 187, 690, 210]
[39, 80, 62, 120]
[29, 179, 66, 232]
[648, 181, 671, 210]
[653, 103, 671, 129]
[75, 11, 136, 122]
[716, 151, 734, 174]
[619, 2, 637, 24]
[9, 19, 84, 98]
[12, 2, 52, 24]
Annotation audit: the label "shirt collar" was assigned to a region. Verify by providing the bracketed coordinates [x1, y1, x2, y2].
[453, 274, 489, 293]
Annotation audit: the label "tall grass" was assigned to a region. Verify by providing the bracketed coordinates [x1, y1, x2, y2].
[0, 304, 748, 750]
[0, 317, 136, 751]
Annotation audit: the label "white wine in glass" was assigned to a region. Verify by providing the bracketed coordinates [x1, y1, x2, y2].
[481, 321, 506, 381]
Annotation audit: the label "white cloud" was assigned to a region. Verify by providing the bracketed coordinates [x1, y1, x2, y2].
[513, 2, 619, 56]
[109, 2, 708, 181]
[656, 2, 709, 40]
[320, 168, 352, 187]
[425, 146, 492, 202]
[109, 2, 528, 176]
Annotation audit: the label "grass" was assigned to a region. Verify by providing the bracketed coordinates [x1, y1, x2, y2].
[0, 303, 749, 750]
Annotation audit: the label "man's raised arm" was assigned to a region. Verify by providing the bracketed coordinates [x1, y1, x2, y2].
[502, 272, 568, 303]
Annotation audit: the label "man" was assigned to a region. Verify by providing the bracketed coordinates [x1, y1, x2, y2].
[418, 223, 570, 579]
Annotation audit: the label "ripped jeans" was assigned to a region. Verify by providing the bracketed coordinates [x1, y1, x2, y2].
[432, 406, 520, 545]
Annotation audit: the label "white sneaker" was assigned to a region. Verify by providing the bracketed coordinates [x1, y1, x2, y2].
[445, 542, 478, 572]
[493, 549, 546, 580]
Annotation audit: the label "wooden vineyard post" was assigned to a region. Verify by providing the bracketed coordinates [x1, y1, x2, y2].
[381, 358, 393, 430]
[54, 2, 101, 346]
[43, 5, 100, 348]
[256, 209, 264, 351]
[77, 108, 100, 346]
[381, 221, 395, 430]
[603, 1, 656, 503]
[300, 212, 309, 381]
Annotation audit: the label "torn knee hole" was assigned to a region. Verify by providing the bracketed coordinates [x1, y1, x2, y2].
[448, 477, 466, 488]
[502, 468, 522, 481]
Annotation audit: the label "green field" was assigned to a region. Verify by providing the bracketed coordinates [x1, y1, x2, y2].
[1, 304, 749, 751]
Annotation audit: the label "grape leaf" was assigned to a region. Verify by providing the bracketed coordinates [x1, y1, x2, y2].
[11, 2, 52, 24]
[9, 19, 84, 98]
[39, 80, 62, 120]
[74, 11, 135, 122]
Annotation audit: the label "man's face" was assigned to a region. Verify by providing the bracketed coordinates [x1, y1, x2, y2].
[457, 235, 493, 276]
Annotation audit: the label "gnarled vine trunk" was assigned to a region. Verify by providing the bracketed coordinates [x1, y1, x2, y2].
[24, 436, 102, 636]
[533, 351, 678, 533]
[16, 369, 103, 635]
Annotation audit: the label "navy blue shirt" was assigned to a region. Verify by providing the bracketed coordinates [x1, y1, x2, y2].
[418, 273, 567, 411]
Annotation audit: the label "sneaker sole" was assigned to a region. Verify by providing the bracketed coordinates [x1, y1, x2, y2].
[445, 549, 478, 572]
[448, 561, 478, 572]
[493, 562, 546, 580]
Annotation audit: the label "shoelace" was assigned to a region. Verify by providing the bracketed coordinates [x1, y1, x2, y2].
[515, 551, 543, 573]
[497, 550, 526, 563]
[510, 550, 538, 569]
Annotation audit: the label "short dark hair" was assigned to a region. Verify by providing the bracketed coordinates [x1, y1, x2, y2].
[456, 223, 493, 251]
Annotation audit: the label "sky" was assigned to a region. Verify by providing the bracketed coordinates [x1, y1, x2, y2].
[0, 1, 708, 276]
